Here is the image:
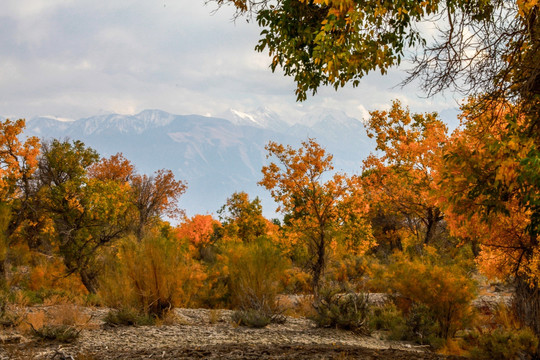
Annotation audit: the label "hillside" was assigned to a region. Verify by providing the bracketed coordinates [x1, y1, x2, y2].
[21, 108, 374, 218]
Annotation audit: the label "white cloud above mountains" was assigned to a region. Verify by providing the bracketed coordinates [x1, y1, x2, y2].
[1, 0, 461, 124]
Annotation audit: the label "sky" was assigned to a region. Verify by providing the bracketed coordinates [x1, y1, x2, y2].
[1, 0, 463, 124]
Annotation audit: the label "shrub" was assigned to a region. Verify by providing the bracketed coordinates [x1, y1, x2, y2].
[381, 255, 476, 340]
[103, 308, 155, 326]
[468, 327, 539, 360]
[311, 283, 370, 334]
[0, 291, 23, 328]
[232, 309, 273, 328]
[99, 229, 205, 318]
[228, 238, 287, 326]
[31, 324, 80, 343]
[369, 302, 407, 340]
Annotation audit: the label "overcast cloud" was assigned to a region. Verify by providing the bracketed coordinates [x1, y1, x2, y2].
[1, 0, 462, 123]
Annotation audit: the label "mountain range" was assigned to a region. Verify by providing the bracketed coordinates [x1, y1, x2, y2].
[16, 108, 375, 219]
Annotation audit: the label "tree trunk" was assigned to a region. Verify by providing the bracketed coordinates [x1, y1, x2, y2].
[514, 275, 540, 357]
[79, 268, 98, 294]
[311, 232, 326, 297]
[0, 258, 6, 290]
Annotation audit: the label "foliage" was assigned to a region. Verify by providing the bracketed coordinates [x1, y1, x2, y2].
[441, 99, 538, 282]
[30, 139, 133, 293]
[362, 101, 449, 250]
[88, 152, 134, 182]
[440, 98, 540, 338]
[311, 282, 370, 334]
[228, 237, 287, 324]
[176, 214, 221, 260]
[212, 0, 538, 108]
[468, 327, 539, 360]
[369, 302, 407, 340]
[259, 139, 373, 293]
[99, 229, 204, 318]
[130, 169, 187, 240]
[0, 119, 40, 285]
[377, 253, 477, 340]
[218, 191, 270, 243]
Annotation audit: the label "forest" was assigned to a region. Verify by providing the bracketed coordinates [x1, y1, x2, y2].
[1, 0, 539, 358]
[0, 93, 538, 358]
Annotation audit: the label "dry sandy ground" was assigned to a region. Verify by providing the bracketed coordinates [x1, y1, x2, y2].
[0, 308, 466, 360]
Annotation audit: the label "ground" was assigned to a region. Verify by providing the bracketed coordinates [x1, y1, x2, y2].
[0, 307, 467, 360]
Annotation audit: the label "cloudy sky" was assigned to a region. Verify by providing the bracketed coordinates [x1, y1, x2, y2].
[1, 0, 462, 123]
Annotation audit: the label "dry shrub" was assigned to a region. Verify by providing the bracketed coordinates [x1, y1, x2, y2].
[228, 238, 287, 326]
[462, 304, 540, 359]
[208, 309, 222, 324]
[284, 294, 316, 318]
[311, 283, 371, 334]
[22, 304, 91, 342]
[380, 256, 477, 341]
[0, 291, 25, 328]
[99, 230, 205, 318]
[23, 255, 87, 304]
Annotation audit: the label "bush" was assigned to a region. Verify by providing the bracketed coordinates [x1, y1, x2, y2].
[31, 324, 80, 343]
[468, 327, 539, 360]
[103, 308, 155, 326]
[0, 291, 23, 328]
[228, 238, 287, 326]
[232, 309, 274, 328]
[99, 229, 205, 318]
[370, 302, 407, 340]
[380, 255, 476, 340]
[311, 283, 370, 334]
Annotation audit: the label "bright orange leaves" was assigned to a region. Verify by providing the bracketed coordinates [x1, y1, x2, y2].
[362, 101, 448, 246]
[440, 98, 539, 283]
[259, 138, 373, 291]
[0, 119, 40, 202]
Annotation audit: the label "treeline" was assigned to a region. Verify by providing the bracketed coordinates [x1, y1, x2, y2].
[0, 97, 538, 357]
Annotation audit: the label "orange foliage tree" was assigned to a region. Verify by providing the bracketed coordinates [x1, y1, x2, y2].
[362, 101, 449, 251]
[176, 214, 221, 257]
[0, 119, 40, 285]
[259, 139, 372, 293]
[88, 152, 134, 182]
[440, 98, 540, 335]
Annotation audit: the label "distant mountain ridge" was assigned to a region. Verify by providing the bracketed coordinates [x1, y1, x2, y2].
[17, 108, 374, 218]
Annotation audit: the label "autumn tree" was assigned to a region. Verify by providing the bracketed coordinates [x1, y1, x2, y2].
[362, 101, 449, 252]
[130, 169, 187, 241]
[88, 152, 134, 182]
[440, 97, 540, 337]
[32, 139, 132, 293]
[0, 119, 40, 286]
[211, 1, 538, 107]
[259, 139, 372, 293]
[176, 214, 222, 260]
[218, 191, 269, 243]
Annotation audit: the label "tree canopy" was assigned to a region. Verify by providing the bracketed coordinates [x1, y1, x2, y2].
[211, 0, 539, 105]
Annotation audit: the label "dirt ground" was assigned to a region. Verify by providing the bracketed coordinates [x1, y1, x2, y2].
[0, 307, 466, 360]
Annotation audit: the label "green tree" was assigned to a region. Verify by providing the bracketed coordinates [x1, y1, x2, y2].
[218, 191, 268, 243]
[34, 139, 132, 293]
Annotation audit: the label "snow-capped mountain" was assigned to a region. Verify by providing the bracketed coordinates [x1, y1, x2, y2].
[21, 108, 374, 218]
[218, 107, 290, 131]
